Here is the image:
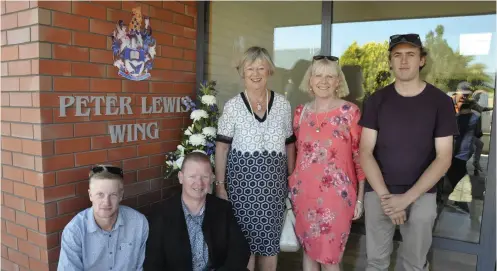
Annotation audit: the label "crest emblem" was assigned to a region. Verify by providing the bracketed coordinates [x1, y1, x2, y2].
[111, 7, 156, 81]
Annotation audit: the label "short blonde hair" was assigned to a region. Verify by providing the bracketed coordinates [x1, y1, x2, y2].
[299, 59, 350, 98]
[236, 46, 275, 78]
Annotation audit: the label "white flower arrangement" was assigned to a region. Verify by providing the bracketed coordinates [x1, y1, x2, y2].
[164, 81, 219, 178]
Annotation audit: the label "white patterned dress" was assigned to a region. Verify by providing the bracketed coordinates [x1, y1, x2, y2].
[216, 91, 296, 256]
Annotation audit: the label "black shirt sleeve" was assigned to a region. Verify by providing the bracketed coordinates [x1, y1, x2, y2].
[358, 93, 379, 131]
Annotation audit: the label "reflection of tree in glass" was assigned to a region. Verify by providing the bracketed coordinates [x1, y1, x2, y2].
[340, 25, 494, 99]
[422, 25, 493, 93]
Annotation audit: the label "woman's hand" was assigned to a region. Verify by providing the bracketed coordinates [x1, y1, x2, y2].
[352, 200, 364, 220]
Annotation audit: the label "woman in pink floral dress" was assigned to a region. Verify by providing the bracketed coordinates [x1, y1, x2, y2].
[289, 56, 365, 271]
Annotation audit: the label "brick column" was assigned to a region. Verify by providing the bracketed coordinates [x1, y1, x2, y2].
[1, 1, 197, 270]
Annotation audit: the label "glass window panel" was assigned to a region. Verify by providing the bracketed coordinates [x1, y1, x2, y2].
[206, 1, 322, 111]
[331, 1, 496, 244]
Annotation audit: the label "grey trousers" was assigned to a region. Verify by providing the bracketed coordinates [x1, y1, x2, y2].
[364, 192, 437, 271]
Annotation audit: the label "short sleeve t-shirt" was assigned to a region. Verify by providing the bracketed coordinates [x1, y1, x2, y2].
[359, 82, 458, 194]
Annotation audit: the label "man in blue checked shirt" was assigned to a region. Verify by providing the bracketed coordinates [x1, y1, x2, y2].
[58, 165, 149, 271]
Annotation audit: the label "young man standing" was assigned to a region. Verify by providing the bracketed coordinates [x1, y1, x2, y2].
[359, 34, 458, 271]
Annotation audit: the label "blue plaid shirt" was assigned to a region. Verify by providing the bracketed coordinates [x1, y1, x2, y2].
[58, 206, 149, 271]
[182, 200, 209, 271]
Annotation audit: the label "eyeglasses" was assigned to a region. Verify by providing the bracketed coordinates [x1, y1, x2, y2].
[313, 55, 339, 63]
[90, 165, 124, 178]
[389, 34, 422, 47]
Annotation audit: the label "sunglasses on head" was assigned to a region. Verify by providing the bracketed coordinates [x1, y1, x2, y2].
[389, 34, 421, 45]
[90, 165, 124, 178]
[313, 55, 339, 63]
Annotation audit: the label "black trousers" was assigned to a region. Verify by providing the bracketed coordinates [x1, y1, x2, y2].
[446, 157, 468, 193]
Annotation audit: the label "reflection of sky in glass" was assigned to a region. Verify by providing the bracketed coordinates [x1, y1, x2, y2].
[274, 14, 496, 73]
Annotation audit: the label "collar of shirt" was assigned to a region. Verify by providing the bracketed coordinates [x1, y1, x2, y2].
[181, 199, 206, 218]
[86, 207, 125, 233]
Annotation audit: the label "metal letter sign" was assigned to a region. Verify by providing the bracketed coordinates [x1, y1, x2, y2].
[111, 6, 156, 81]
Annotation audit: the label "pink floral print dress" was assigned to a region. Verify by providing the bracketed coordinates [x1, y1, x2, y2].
[288, 102, 365, 264]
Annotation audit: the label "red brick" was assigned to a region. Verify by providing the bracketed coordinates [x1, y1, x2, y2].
[26, 200, 56, 218]
[8, 247, 29, 268]
[52, 12, 89, 31]
[57, 197, 90, 215]
[8, 60, 31, 76]
[123, 180, 150, 198]
[2, 231, 18, 249]
[90, 79, 122, 93]
[72, 62, 106, 77]
[18, 42, 42, 59]
[2, 77, 20, 91]
[154, 57, 173, 69]
[150, 6, 173, 22]
[40, 246, 60, 263]
[24, 171, 55, 188]
[155, 32, 174, 46]
[6, 221, 27, 240]
[2, 137, 22, 152]
[75, 150, 108, 167]
[122, 80, 149, 93]
[27, 230, 58, 249]
[121, 1, 149, 14]
[89, 18, 115, 35]
[39, 124, 73, 140]
[92, 1, 121, 9]
[137, 190, 161, 206]
[38, 214, 73, 234]
[173, 13, 194, 28]
[12, 153, 35, 171]
[162, 21, 183, 36]
[39, 25, 71, 45]
[106, 8, 129, 22]
[162, 2, 185, 13]
[173, 36, 195, 49]
[13, 182, 36, 200]
[2, 93, 10, 106]
[137, 167, 162, 182]
[53, 77, 89, 92]
[18, 239, 41, 259]
[38, 154, 75, 172]
[2, 205, 16, 222]
[37, 184, 75, 204]
[149, 82, 174, 93]
[3, 151, 13, 165]
[90, 135, 113, 150]
[76, 181, 90, 196]
[38, 1, 71, 12]
[15, 211, 38, 231]
[5, 1, 29, 13]
[89, 49, 112, 64]
[56, 167, 91, 185]
[183, 27, 196, 39]
[183, 49, 195, 61]
[142, 1, 162, 8]
[2, 123, 12, 136]
[74, 122, 107, 137]
[185, 4, 196, 17]
[53, 108, 91, 124]
[39, 59, 71, 76]
[137, 142, 162, 156]
[1, 258, 20, 271]
[173, 59, 194, 72]
[3, 165, 24, 182]
[2, 45, 19, 60]
[123, 157, 149, 171]
[20, 75, 52, 92]
[10, 123, 34, 139]
[73, 32, 107, 49]
[55, 138, 91, 155]
[53, 45, 89, 61]
[4, 193, 25, 211]
[108, 146, 136, 161]
[72, 2, 106, 20]
[29, 258, 49, 271]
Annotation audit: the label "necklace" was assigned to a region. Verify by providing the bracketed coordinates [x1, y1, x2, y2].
[314, 100, 340, 133]
[245, 89, 269, 148]
[254, 90, 266, 111]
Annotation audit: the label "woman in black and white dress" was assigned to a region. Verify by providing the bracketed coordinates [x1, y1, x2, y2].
[215, 46, 296, 271]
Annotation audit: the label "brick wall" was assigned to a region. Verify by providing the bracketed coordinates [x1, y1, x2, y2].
[1, 1, 197, 270]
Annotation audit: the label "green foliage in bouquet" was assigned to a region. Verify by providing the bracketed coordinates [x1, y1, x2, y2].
[164, 81, 219, 178]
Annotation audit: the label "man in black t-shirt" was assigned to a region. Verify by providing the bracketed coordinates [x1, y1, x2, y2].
[359, 34, 458, 271]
